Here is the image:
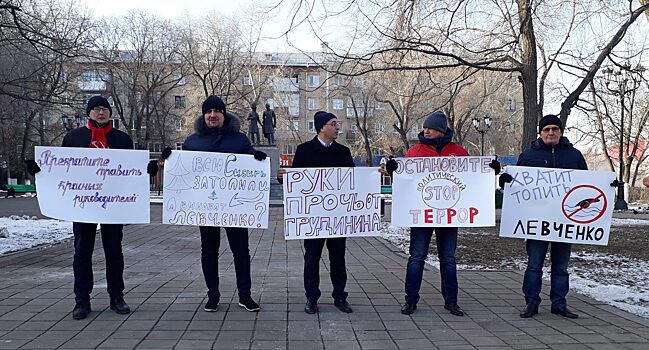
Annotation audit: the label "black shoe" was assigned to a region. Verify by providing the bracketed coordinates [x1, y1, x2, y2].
[551, 306, 579, 319]
[334, 299, 353, 313]
[110, 298, 130, 314]
[238, 296, 260, 312]
[519, 303, 539, 318]
[72, 303, 91, 320]
[204, 297, 219, 312]
[400, 302, 417, 315]
[304, 300, 318, 314]
[444, 303, 465, 316]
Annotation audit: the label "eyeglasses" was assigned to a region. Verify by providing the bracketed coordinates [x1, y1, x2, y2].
[325, 121, 339, 127]
[92, 107, 110, 112]
[541, 126, 560, 133]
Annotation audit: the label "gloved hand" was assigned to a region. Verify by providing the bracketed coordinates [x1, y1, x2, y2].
[146, 160, 158, 177]
[498, 173, 513, 189]
[488, 158, 501, 175]
[254, 150, 267, 161]
[25, 160, 41, 176]
[385, 158, 398, 176]
[611, 179, 622, 187]
[161, 146, 172, 160]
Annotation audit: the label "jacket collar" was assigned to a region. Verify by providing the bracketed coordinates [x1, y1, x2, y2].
[194, 112, 241, 135]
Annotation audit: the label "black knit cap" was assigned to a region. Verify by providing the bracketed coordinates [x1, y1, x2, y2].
[313, 111, 336, 133]
[86, 96, 112, 117]
[202, 96, 226, 115]
[538, 114, 563, 132]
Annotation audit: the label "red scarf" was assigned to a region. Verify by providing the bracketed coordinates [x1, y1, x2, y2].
[87, 120, 112, 149]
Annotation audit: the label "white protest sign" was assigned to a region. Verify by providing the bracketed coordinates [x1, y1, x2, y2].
[499, 166, 616, 245]
[34, 146, 150, 224]
[162, 150, 270, 228]
[390, 156, 496, 227]
[283, 167, 382, 240]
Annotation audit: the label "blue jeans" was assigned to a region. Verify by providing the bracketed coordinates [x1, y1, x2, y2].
[304, 238, 348, 302]
[522, 239, 571, 308]
[199, 226, 251, 300]
[404, 227, 458, 305]
[73, 222, 124, 305]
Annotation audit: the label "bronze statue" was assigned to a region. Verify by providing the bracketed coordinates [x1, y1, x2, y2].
[262, 103, 276, 145]
[247, 103, 262, 144]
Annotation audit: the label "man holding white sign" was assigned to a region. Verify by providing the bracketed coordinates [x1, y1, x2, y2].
[500, 115, 589, 319]
[388, 111, 500, 317]
[26, 96, 136, 320]
[163, 95, 267, 313]
[279, 111, 356, 315]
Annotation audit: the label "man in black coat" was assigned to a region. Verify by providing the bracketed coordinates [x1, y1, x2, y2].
[279, 111, 355, 314]
[26, 96, 133, 320]
[177, 95, 266, 313]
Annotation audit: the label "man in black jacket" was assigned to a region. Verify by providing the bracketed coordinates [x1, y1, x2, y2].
[279, 111, 355, 314]
[502, 115, 587, 319]
[29, 96, 133, 320]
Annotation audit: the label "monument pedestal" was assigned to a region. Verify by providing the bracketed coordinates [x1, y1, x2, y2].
[255, 145, 283, 201]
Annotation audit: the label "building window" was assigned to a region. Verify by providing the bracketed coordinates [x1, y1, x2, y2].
[307, 98, 317, 110]
[111, 119, 120, 129]
[374, 122, 385, 133]
[81, 70, 103, 81]
[289, 120, 299, 131]
[176, 74, 186, 85]
[308, 121, 315, 132]
[175, 142, 183, 150]
[289, 94, 299, 117]
[332, 99, 344, 110]
[243, 75, 252, 86]
[148, 142, 163, 153]
[347, 107, 355, 117]
[267, 99, 274, 109]
[284, 144, 296, 154]
[175, 119, 182, 131]
[174, 96, 186, 108]
[307, 74, 320, 87]
[335, 76, 343, 86]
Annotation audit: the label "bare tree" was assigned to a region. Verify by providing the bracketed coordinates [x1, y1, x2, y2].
[281, 0, 649, 152]
[92, 11, 186, 149]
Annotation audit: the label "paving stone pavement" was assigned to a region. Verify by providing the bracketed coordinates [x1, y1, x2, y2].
[1, 205, 649, 349]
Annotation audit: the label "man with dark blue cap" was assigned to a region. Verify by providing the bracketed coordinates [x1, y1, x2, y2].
[278, 110, 355, 314]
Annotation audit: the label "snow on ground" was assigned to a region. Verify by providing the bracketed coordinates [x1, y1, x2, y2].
[381, 222, 649, 318]
[0, 216, 72, 255]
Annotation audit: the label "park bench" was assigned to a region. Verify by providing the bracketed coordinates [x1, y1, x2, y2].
[6, 184, 36, 193]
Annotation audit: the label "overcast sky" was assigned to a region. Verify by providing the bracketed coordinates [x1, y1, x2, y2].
[78, 0, 321, 52]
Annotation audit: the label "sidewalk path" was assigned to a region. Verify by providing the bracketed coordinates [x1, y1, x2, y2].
[1, 207, 648, 349]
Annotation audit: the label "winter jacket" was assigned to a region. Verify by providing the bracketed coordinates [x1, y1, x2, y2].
[405, 129, 469, 158]
[183, 112, 255, 155]
[517, 136, 587, 171]
[292, 136, 354, 168]
[61, 124, 133, 150]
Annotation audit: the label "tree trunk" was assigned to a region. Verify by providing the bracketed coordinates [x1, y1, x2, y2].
[518, 0, 540, 152]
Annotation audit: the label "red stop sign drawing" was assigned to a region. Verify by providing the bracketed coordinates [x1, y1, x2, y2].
[561, 185, 607, 224]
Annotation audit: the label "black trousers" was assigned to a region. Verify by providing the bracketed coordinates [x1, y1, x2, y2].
[199, 226, 251, 300]
[303, 238, 348, 302]
[73, 222, 124, 305]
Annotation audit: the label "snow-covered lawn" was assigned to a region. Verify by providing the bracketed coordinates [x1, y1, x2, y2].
[0, 216, 73, 255]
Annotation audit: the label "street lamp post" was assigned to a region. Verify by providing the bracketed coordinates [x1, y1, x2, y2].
[61, 115, 81, 130]
[602, 63, 645, 210]
[472, 115, 492, 156]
